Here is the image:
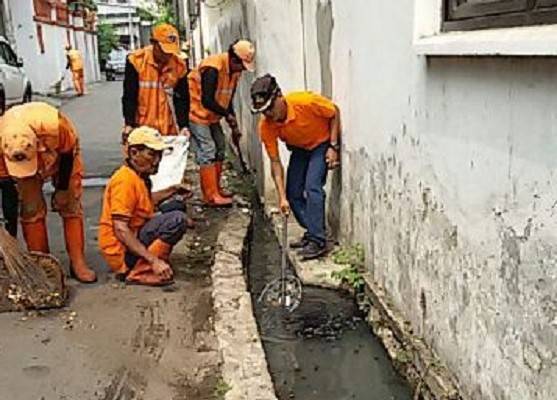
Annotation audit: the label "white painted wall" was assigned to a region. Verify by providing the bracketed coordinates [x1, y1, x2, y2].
[193, 1, 557, 399]
[7, 0, 100, 94]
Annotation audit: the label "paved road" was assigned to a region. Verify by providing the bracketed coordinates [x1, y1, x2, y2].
[0, 83, 221, 399]
[61, 81, 124, 177]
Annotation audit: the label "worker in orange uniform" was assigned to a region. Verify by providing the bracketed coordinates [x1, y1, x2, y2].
[250, 75, 341, 260]
[121, 23, 189, 141]
[188, 40, 255, 207]
[99, 127, 190, 286]
[0, 102, 96, 282]
[65, 45, 85, 96]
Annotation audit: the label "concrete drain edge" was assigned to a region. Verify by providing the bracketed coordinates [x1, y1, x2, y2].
[211, 210, 278, 400]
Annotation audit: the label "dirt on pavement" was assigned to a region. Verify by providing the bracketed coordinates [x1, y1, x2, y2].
[0, 161, 241, 400]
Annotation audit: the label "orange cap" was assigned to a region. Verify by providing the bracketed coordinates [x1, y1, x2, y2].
[232, 40, 255, 72]
[1, 123, 38, 178]
[152, 23, 180, 55]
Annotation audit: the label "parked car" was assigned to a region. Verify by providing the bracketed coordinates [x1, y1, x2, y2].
[105, 47, 128, 81]
[0, 36, 32, 116]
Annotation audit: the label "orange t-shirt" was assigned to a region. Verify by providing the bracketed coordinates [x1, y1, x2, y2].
[259, 92, 336, 159]
[98, 165, 155, 273]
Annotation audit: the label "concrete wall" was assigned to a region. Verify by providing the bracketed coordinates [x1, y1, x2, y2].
[7, 0, 100, 94]
[191, 1, 557, 399]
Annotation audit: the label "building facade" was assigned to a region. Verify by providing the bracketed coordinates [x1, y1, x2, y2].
[97, 0, 141, 50]
[188, 1, 557, 399]
[1, 0, 100, 94]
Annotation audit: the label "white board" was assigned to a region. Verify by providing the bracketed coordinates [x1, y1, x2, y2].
[150, 136, 190, 192]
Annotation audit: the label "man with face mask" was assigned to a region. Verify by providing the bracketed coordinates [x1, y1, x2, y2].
[121, 23, 190, 140]
[250, 74, 341, 260]
[98, 126, 191, 286]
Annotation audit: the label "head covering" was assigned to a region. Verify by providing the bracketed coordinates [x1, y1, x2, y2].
[232, 40, 255, 72]
[250, 74, 280, 113]
[127, 126, 168, 151]
[179, 41, 189, 60]
[1, 122, 38, 178]
[152, 23, 180, 55]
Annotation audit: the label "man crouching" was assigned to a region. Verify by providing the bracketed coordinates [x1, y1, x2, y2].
[99, 126, 190, 285]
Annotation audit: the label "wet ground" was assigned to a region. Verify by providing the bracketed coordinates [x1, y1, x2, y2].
[0, 173, 226, 400]
[247, 209, 412, 400]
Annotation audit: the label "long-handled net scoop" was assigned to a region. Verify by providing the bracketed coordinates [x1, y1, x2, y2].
[258, 214, 303, 312]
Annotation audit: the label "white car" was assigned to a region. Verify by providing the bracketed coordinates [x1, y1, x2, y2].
[105, 47, 128, 81]
[0, 36, 32, 115]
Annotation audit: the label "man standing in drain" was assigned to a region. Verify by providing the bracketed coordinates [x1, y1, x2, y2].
[188, 40, 255, 207]
[121, 23, 190, 141]
[250, 74, 341, 260]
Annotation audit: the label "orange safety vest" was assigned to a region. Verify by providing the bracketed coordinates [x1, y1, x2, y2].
[67, 49, 84, 71]
[128, 46, 187, 136]
[189, 53, 241, 126]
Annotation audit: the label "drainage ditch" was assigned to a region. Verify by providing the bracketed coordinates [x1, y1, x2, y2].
[245, 208, 412, 400]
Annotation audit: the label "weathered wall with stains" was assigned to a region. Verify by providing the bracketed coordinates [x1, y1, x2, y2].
[191, 1, 557, 399]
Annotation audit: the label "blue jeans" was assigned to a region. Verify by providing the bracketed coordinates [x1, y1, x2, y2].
[286, 142, 329, 247]
[190, 122, 226, 165]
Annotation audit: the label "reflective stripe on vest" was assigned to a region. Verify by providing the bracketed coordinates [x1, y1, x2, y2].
[188, 53, 241, 125]
[128, 46, 186, 135]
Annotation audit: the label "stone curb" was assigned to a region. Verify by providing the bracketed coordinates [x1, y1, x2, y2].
[264, 205, 463, 400]
[212, 211, 277, 400]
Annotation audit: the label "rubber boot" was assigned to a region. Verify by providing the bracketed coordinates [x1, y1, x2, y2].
[199, 164, 233, 207]
[126, 239, 173, 286]
[215, 161, 233, 198]
[21, 219, 50, 253]
[63, 217, 97, 283]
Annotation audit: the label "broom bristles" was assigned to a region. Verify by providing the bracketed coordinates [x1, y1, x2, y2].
[0, 227, 62, 309]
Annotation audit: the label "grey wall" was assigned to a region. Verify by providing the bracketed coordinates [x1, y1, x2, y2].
[193, 1, 557, 399]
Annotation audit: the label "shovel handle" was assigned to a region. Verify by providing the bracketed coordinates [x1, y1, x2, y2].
[280, 215, 288, 304]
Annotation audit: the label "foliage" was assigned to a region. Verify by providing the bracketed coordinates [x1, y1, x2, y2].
[69, 0, 98, 12]
[97, 22, 119, 63]
[213, 378, 232, 400]
[154, 3, 176, 25]
[331, 264, 365, 291]
[331, 243, 365, 266]
[138, 1, 177, 27]
[137, 7, 156, 22]
[331, 244, 366, 291]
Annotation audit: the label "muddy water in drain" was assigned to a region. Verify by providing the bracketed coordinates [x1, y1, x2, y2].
[247, 212, 412, 400]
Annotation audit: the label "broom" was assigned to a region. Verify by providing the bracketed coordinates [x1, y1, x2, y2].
[0, 227, 67, 312]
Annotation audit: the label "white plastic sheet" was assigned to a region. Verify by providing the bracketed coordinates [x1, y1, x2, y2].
[150, 136, 190, 192]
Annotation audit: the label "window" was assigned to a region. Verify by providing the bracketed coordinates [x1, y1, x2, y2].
[0, 46, 6, 65]
[443, 0, 557, 31]
[0, 43, 18, 66]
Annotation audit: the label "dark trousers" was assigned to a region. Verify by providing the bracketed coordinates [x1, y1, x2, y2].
[0, 178, 18, 237]
[286, 142, 328, 247]
[125, 210, 187, 268]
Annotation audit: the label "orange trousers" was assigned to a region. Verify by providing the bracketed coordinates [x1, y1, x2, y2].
[17, 154, 84, 225]
[72, 69, 85, 95]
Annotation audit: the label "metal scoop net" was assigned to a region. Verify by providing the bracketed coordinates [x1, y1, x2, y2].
[258, 215, 303, 312]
